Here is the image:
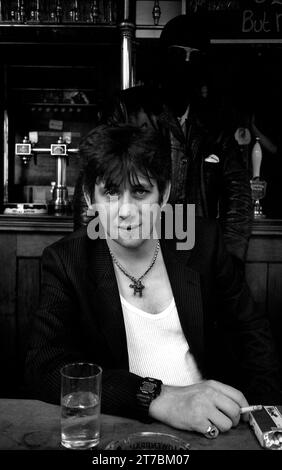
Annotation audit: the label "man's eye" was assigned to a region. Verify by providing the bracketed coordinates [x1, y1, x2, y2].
[105, 188, 119, 196]
[133, 188, 148, 196]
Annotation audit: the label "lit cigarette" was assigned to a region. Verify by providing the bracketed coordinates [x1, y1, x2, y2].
[240, 405, 263, 414]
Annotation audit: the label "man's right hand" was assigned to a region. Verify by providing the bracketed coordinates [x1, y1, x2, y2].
[149, 379, 249, 435]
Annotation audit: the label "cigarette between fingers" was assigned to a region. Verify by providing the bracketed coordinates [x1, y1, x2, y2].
[240, 405, 263, 414]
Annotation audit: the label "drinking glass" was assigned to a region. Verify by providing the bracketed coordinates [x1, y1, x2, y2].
[60, 362, 102, 449]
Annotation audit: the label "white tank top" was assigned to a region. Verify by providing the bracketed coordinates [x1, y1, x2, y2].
[120, 295, 202, 386]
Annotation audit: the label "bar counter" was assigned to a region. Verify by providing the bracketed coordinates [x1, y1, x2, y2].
[0, 214, 73, 232]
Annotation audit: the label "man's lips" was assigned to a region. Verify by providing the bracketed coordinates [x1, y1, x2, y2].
[118, 224, 141, 231]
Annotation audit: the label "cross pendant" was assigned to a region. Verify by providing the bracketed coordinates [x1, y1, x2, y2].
[129, 280, 145, 297]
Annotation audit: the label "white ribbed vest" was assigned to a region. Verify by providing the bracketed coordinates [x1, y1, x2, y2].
[120, 295, 202, 386]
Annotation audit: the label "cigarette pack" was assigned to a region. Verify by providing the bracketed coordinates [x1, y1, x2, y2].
[249, 405, 282, 450]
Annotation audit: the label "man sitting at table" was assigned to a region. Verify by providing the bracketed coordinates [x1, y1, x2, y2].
[25, 124, 282, 437]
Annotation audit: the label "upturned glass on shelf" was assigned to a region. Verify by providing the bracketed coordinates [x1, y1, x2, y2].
[103, 0, 116, 24]
[30, 0, 41, 22]
[51, 0, 118, 24]
[0, 0, 118, 24]
[68, 0, 79, 22]
[9, 0, 26, 23]
[88, 1, 117, 25]
[49, 0, 63, 23]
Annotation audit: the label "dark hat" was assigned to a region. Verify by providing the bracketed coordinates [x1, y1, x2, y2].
[160, 14, 210, 52]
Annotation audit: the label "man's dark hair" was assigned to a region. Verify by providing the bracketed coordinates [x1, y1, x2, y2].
[79, 124, 171, 202]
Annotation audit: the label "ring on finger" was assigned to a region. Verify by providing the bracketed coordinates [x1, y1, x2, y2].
[204, 424, 219, 439]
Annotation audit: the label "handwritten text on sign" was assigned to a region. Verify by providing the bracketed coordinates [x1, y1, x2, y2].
[243, 0, 282, 34]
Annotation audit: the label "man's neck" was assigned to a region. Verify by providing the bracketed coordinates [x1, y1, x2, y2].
[107, 237, 158, 266]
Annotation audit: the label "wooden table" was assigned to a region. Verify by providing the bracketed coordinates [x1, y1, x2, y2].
[0, 399, 261, 451]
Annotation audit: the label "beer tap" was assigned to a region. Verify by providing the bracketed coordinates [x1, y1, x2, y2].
[250, 137, 267, 218]
[15, 135, 79, 215]
[50, 137, 73, 214]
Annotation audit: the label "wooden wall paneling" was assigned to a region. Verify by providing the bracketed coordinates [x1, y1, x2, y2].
[16, 257, 41, 393]
[268, 264, 282, 365]
[245, 262, 268, 318]
[247, 237, 282, 263]
[17, 233, 65, 257]
[0, 233, 17, 397]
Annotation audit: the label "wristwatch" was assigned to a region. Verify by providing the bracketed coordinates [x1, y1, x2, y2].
[136, 377, 163, 421]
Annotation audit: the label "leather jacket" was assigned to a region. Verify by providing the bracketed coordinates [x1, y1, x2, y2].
[100, 86, 252, 263]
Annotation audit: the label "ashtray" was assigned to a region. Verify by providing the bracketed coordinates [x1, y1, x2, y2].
[105, 432, 190, 451]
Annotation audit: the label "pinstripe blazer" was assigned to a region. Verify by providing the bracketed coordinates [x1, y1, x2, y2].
[25, 218, 282, 417]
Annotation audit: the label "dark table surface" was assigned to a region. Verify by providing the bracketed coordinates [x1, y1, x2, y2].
[0, 399, 262, 451]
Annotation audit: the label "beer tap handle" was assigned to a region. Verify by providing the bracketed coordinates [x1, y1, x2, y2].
[15, 136, 33, 165]
[252, 137, 263, 179]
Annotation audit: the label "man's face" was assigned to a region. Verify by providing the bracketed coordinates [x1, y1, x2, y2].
[93, 175, 163, 249]
[164, 45, 202, 115]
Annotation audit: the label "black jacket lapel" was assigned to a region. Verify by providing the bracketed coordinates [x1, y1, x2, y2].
[159, 107, 185, 144]
[86, 238, 129, 369]
[185, 109, 208, 163]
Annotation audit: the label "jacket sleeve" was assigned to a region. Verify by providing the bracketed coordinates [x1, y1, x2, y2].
[218, 134, 253, 264]
[24, 246, 143, 419]
[213, 222, 282, 403]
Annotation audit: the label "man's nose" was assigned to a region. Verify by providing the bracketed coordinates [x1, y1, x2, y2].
[118, 192, 136, 219]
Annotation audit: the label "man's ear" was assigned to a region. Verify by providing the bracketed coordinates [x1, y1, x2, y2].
[161, 181, 171, 208]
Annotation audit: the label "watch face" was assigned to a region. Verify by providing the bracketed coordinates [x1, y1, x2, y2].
[142, 382, 156, 393]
